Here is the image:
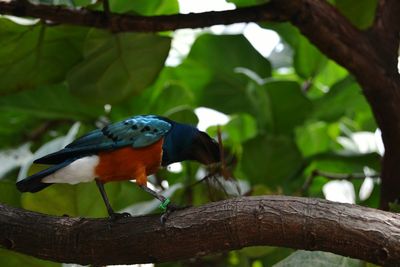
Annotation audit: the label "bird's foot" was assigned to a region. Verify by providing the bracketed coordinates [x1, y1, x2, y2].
[109, 212, 131, 221]
[159, 199, 189, 224]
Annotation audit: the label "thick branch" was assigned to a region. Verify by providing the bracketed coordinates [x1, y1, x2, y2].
[370, 0, 400, 69]
[1, 196, 400, 266]
[0, 1, 287, 32]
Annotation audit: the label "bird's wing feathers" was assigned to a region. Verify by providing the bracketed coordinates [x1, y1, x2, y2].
[34, 115, 171, 164]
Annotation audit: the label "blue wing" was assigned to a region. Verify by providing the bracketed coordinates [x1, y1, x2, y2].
[34, 115, 171, 164]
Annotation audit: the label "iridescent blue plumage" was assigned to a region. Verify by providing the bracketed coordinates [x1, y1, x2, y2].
[34, 115, 172, 165]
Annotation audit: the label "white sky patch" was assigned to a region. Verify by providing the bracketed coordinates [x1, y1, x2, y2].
[323, 180, 355, 204]
[178, 0, 235, 13]
[243, 23, 280, 57]
[195, 107, 229, 131]
[168, 162, 183, 173]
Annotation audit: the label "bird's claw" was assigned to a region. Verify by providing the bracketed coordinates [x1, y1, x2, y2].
[109, 212, 131, 220]
[160, 202, 190, 224]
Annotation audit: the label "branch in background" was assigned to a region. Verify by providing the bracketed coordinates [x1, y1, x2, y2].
[0, 1, 287, 32]
[302, 170, 380, 195]
[1, 196, 399, 265]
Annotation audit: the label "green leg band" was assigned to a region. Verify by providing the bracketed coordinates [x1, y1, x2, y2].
[159, 198, 171, 211]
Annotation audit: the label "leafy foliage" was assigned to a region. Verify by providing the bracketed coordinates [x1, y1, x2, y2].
[0, 0, 382, 266]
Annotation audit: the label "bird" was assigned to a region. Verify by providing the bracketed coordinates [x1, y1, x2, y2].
[16, 115, 220, 220]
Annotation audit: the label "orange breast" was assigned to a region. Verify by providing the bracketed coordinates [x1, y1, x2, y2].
[95, 138, 164, 185]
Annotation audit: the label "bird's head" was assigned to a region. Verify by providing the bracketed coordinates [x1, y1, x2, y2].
[162, 122, 220, 166]
[186, 130, 220, 165]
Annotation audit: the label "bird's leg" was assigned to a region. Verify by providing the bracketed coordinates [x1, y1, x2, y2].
[95, 179, 131, 220]
[138, 184, 184, 223]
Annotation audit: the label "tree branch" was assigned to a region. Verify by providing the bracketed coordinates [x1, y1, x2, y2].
[370, 0, 400, 70]
[0, 1, 287, 32]
[1, 196, 400, 265]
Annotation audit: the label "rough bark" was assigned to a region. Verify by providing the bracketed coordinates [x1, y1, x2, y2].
[1, 196, 400, 266]
[0, 1, 287, 32]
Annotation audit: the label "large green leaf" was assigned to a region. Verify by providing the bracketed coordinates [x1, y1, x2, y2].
[241, 134, 303, 187]
[0, 19, 86, 95]
[149, 83, 195, 115]
[222, 113, 258, 145]
[314, 60, 348, 88]
[273, 250, 362, 267]
[293, 37, 327, 79]
[187, 34, 271, 79]
[333, 0, 378, 29]
[259, 80, 312, 135]
[67, 30, 171, 104]
[0, 84, 102, 120]
[295, 122, 341, 157]
[312, 76, 375, 130]
[198, 78, 255, 115]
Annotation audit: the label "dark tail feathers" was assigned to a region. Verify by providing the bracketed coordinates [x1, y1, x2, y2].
[16, 161, 71, 193]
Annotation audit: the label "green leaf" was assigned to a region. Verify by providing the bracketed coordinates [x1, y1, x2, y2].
[0, 84, 102, 120]
[0, 19, 86, 95]
[67, 30, 171, 104]
[223, 113, 258, 144]
[241, 134, 303, 187]
[187, 34, 271, 79]
[293, 37, 327, 79]
[333, 0, 378, 29]
[314, 60, 348, 88]
[150, 83, 195, 115]
[259, 80, 312, 135]
[273, 250, 362, 267]
[110, 0, 179, 15]
[312, 77, 375, 130]
[0, 249, 59, 267]
[295, 122, 340, 157]
[199, 78, 255, 115]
